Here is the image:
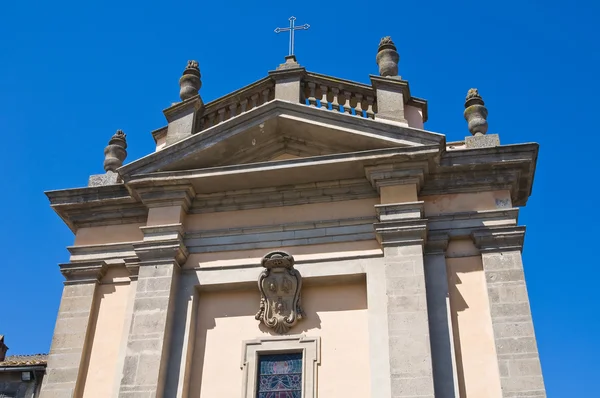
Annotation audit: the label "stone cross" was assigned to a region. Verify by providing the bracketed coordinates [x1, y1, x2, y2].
[274, 16, 310, 56]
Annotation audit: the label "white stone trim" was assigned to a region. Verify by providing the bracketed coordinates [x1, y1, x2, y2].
[240, 335, 321, 398]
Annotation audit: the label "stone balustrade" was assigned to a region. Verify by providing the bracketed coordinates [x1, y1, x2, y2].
[301, 73, 378, 119]
[199, 77, 275, 132]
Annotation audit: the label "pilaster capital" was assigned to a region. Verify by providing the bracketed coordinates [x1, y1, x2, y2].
[135, 183, 196, 212]
[374, 201, 427, 247]
[471, 226, 526, 253]
[124, 257, 140, 280]
[365, 163, 427, 192]
[59, 260, 108, 285]
[424, 232, 449, 255]
[134, 223, 188, 266]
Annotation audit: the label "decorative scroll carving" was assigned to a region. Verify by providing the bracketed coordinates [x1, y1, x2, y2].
[255, 251, 303, 334]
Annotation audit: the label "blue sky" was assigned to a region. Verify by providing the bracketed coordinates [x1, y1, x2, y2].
[1, 0, 598, 395]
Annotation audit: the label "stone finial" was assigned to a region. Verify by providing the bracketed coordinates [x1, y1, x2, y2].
[376, 36, 400, 77]
[103, 130, 127, 172]
[179, 60, 202, 101]
[464, 88, 489, 136]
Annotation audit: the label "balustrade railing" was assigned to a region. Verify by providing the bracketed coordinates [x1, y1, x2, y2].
[301, 73, 377, 119]
[198, 77, 275, 132]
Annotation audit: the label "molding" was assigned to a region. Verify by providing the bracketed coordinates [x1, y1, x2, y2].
[67, 242, 137, 263]
[241, 335, 320, 398]
[163, 95, 203, 123]
[135, 183, 196, 211]
[424, 143, 538, 206]
[428, 208, 519, 239]
[134, 223, 188, 266]
[45, 184, 147, 233]
[185, 217, 376, 254]
[365, 162, 429, 192]
[471, 226, 526, 253]
[118, 100, 444, 177]
[151, 126, 168, 144]
[425, 232, 449, 255]
[59, 260, 108, 285]
[189, 178, 377, 214]
[374, 201, 427, 247]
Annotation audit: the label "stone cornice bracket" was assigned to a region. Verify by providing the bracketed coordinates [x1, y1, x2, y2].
[374, 201, 427, 247]
[124, 257, 140, 280]
[134, 183, 196, 213]
[471, 226, 526, 253]
[59, 260, 108, 285]
[134, 223, 189, 267]
[365, 163, 428, 193]
[425, 232, 449, 255]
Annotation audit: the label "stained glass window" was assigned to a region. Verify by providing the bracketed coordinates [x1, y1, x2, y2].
[256, 352, 303, 398]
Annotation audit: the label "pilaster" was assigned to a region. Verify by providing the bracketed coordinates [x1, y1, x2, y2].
[118, 185, 193, 398]
[472, 226, 546, 397]
[374, 200, 436, 398]
[40, 262, 107, 398]
[424, 233, 459, 398]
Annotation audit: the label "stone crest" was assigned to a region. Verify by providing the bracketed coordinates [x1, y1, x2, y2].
[255, 251, 303, 334]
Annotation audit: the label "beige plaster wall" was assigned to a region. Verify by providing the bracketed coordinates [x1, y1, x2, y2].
[147, 205, 183, 226]
[446, 240, 502, 397]
[73, 223, 144, 246]
[404, 105, 424, 129]
[380, 183, 417, 204]
[155, 134, 167, 151]
[81, 267, 132, 398]
[188, 283, 370, 397]
[184, 198, 378, 232]
[423, 190, 512, 217]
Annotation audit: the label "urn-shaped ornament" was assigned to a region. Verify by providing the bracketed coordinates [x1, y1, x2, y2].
[464, 88, 489, 136]
[103, 130, 127, 172]
[179, 60, 202, 101]
[376, 36, 400, 77]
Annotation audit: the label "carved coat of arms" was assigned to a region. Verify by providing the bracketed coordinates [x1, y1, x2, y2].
[255, 251, 303, 334]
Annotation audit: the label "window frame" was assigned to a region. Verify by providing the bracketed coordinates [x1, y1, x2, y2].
[241, 335, 321, 398]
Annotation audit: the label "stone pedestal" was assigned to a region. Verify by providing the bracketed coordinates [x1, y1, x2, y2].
[164, 96, 204, 146]
[473, 227, 546, 398]
[465, 134, 500, 149]
[370, 76, 409, 126]
[269, 57, 306, 103]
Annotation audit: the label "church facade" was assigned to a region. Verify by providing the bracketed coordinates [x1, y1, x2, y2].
[40, 37, 546, 398]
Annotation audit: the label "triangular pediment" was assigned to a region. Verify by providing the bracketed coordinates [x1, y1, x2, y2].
[120, 100, 444, 177]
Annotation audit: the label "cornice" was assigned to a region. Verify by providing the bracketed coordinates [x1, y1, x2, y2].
[134, 183, 196, 211]
[190, 178, 377, 214]
[472, 226, 526, 253]
[46, 184, 147, 233]
[365, 162, 429, 192]
[424, 232, 449, 255]
[427, 208, 519, 239]
[59, 260, 108, 285]
[374, 201, 427, 247]
[424, 143, 538, 206]
[134, 223, 188, 266]
[67, 242, 137, 263]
